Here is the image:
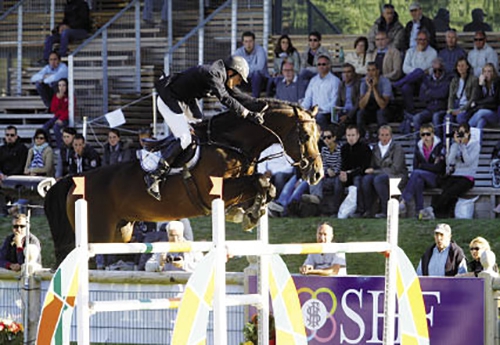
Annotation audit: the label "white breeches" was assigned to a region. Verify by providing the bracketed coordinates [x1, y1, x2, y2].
[157, 97, 193, 150]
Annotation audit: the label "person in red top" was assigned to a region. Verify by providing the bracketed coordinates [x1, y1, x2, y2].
[43, 78, 70, 149]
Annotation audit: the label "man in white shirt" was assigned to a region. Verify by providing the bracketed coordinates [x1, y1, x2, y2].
[301, 54, 341, 129]
[467, 30, 498, 77]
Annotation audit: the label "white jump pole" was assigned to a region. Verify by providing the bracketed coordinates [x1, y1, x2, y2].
[258, 209, 270, 345]
[212, 198, 228, 345]
[76, 198, 90, 345]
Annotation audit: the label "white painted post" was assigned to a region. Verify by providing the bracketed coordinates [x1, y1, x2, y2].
[212, 198, 227, 345]
[75, 199, 90, 345]
[258, 209, 270, 345]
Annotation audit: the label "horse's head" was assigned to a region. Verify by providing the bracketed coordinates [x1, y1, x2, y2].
[263, 101, 323, 185]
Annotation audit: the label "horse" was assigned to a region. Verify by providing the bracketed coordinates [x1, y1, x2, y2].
[45, 99, 323, 266]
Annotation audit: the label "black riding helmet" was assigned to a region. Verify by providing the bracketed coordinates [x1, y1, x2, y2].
[224, 56, 249, 83]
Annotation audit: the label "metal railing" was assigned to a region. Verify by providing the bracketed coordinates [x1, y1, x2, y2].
[67, 0, 142, 126]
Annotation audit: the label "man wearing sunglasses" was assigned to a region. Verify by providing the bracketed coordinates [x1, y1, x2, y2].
[411, 58, 451, 134]
[467, 30, 498, 77]
[300, 31, 331, 82]
[0, 126, 28, 182]
[416, 223, 467, 276]
[0, 214, 41, 272]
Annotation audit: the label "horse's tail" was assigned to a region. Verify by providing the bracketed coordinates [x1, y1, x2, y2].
[44, 176, 75, 268]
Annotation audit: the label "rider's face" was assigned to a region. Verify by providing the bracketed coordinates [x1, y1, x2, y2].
[226, 71, 242, 89]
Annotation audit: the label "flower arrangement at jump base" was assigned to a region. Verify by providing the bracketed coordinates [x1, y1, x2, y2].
[241, 313, 276, 345]
[0, 317, 24, 345]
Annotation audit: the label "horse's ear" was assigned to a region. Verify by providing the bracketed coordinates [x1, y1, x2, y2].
[310, 106, 319, 117]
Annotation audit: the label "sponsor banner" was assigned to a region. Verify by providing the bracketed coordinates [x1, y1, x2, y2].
[250, 276, 483, 344]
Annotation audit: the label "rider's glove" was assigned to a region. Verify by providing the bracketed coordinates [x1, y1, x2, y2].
[247, 112, 265, 125]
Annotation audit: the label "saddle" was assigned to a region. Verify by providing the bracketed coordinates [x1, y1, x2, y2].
[141, 135, 198, 170]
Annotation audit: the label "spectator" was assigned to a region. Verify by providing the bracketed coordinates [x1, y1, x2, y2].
[30, 51, 68, 109]
[481, 250, 498, 277]
[433, 8, 450, 33]
[335, 63, 360, 136]
[257, 143, 294, 198]
[416, 223, 467, 276]
[399, 123, 445, 219]
[143, 0, 167, 27]
[43, 78, 69, 149]
[145, 220, 203, 272]
[404, 2, 436, 50]
[446, 57, 478, 125]
[421, 123, 480, 219]
[24, 129, 54, 177]
[301, 126, 342, 216]
[56, 127, 76, 178]
[467, 31, 498, 77]
[234, 31, 269, 97]
[463, 8, 492, 32]
[299, 31, 331, 82]
[344, 36, 370, 75]
[394, 29, 437, 115]
[367, 4, 405, 52]
[357, 62, 393, 137]
[411, 58, 451, 133]
[336, 125, 372, 218]
[137, 127, 152, 150]
[266, 34, 301, 97]
[68, 134, 101, 175]
[267, 169, 308, 217]
[274, 61, 307, 103]
[438, 29, 467, 78]
[369, 31, 402, 82]
[299, 222, 346, 276]
[0, 214, 41, 272]
[468, 63, 500, 130]
[301, 54, 341, 129]
[457, 237, 498, 277]
[362, 125, 407, 218]
[0, 126, 28, 180]
[42, 0, 91, 61]
[102, 129, 132, 166]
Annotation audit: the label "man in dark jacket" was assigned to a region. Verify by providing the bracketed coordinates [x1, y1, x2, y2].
[416, 224, 467, 276]
[411, 58, 451, 134]
[146, 56, 265, 200]
[42, 0, 91, 61]
[463, 8, 492, 33]
[0, 214, 41, 272]
[0, 126, 28, 180]
[404, 2, 436, 50]
[68, 134, 101, 175]
[333, 125, 372, 218]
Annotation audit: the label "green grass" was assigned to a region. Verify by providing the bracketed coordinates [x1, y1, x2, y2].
[2, 215, 498, 275]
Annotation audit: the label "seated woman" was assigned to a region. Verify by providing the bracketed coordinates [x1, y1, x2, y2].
[43, 78, 69, 149]
[468, 63, 500, 130]
[457, 237, 498, 277]
[399, 123, 445, 219]
[421, 122, 479, 219]
[344, 36, 370, 75]
[266, 34, 301, 96]
[102, 129, 132, 166]
[24, 129, 54, 177]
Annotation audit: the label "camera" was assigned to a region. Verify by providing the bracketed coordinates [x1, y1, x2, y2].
[368, 78, 373, 85]
[456, 131, 466, 138]
[166, 255, 182, 263]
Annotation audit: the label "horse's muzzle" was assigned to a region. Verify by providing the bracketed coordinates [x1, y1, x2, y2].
[303, 157, 323, 185]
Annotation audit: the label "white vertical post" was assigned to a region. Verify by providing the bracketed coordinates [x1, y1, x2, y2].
[76, 199, 90, 345]
[230, 0, 237, 54]
[152, 89, 157, 138]
[383, 198, 399, 345]
[258, 209, 270, 345]
[212, 198, 227, 345]
[68, 55, 75, 127]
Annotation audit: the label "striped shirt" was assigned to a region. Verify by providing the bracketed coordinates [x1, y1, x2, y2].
[321, 144, 341, 174]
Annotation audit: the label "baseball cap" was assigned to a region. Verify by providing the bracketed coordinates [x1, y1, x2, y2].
[409, 2, 421, 11]
[434, 223, 451, 235]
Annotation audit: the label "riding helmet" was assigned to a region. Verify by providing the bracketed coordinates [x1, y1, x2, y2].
[224, 56, 249, 83]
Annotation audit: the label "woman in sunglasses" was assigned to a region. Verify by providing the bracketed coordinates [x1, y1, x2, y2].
[457, 237, 498, 277]
[468, 63, 500, 130]
[24, 129, 54, 177]
[399, 123, 446, 219]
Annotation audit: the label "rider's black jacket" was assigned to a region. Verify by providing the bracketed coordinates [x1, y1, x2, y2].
[157, 59, 253, 119]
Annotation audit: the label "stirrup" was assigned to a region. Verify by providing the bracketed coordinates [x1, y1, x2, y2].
[144, 174, 162, 201]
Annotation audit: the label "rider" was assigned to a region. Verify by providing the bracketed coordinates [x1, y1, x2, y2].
[145, 56, 266, 200]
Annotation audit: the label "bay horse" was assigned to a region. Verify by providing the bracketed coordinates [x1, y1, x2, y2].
[45, 99, 323, 266]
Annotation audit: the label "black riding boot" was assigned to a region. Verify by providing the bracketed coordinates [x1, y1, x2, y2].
[145, 140, 183, 201]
